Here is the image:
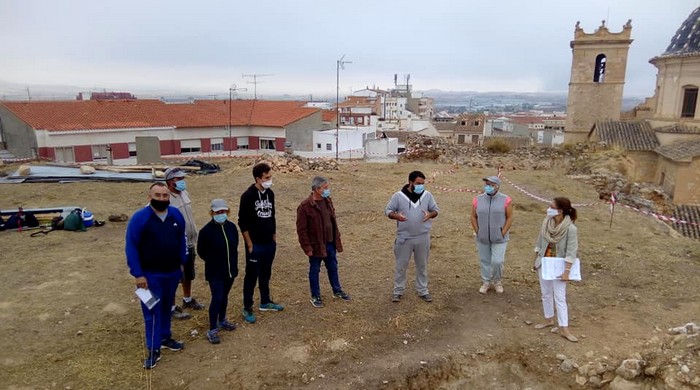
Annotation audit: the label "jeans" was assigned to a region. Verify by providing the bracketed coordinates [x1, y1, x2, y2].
[140, 271, 180, 350]
[308, 242, 342, 297]
[243, 242, 276, 310]
[208, 278, 234, 330]
[476, 241, 508, 283]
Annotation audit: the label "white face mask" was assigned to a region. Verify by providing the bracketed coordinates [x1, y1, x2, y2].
[546, 207, 560, 217]
[261, 180, 273, 189]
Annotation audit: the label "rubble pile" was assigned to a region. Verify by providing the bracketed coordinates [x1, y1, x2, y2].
[253, 153, 339, 173]
[556, 323, 699, 389]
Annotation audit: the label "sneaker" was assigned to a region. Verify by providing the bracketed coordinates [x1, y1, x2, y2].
[333, 291, 352, 301]
[143, 349, 160, 369]
[160, 338, 184, 351]
[182, 298, 205, 310]
[494, 281, 504, 294]
[207, 329, 221, 344]
[478, 283, 491, 294]
[420, 293, 433, 303]
[218, 320, 237, 331]
[310, 296, 324, 308]
[391, 294, 402, 303]
[259, 302, 284, 312]
[172, 305, 192, 320]
[242, 309, 256, 324]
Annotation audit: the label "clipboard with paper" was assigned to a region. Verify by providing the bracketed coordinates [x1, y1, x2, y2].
[541, 257, 581, 281]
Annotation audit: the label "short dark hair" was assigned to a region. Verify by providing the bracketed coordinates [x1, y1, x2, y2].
[408, 171, 425, 182]
[252, 163, 271, 179]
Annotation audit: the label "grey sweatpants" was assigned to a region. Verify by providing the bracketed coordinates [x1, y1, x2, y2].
[476, 241, 508, 283]
[393, 234, 431, 296]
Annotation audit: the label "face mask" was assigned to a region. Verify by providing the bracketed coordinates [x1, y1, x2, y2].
[546, 208, 560, 217]
[321, 189, 331, 198]
[413, 184, 425, 194]
[150, 199, 170, 212]
[175, 180, 187, 192]
[484, 185, 496, 195]
[213, 214, 228, 224]
[261, 180, 273, 190]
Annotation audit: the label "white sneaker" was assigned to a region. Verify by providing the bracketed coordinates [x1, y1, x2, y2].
[494, 281, 504, 294]
[478, 283, 490, 294]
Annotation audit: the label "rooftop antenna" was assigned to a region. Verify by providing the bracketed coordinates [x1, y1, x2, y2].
[242, 73, 273, 100]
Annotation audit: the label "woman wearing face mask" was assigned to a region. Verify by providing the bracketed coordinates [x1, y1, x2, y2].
[197, 199, 239, 344]
[470, 176, 514, 294]
[531, 197, 579, 342]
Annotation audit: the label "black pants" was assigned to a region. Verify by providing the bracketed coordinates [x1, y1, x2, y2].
[243, 242, 276, 311]
[208, 277, 234, 330]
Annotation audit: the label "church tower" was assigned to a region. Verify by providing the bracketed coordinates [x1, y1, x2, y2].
[564, 20, 633, 143]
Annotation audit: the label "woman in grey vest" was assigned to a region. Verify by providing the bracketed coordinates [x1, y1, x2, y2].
[531, 197, 579, 342]
[470, 176, 514, 294]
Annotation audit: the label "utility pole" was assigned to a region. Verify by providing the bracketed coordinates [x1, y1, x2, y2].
[229, 84, 247, 156]
[242, 73, 273, 100]
[336, 55, 352, 161]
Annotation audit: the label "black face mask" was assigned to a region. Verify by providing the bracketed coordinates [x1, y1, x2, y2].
[150, 199, 170, 212]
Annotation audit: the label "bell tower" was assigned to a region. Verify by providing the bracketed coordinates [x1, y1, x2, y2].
[564, 20, 633, 143]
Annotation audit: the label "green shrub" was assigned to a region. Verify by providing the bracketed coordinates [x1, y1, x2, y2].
[486, 139, 511, 153]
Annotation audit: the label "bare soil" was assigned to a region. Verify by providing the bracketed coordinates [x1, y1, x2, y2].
[1, 159, 698, 389]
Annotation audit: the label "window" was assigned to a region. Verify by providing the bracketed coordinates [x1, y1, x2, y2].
[92, 145, 109, 161]
[457, 135, 465, 144]
[461, 121, 466, 126]
[211, 137, 224, 151]
[237, 136, 249, 150]
[180, 139, 201, 154]
[474, 121, 480, 126]
[326, 143, 332, 151]
[55, 147, 75, 163]
[593, 54, 606, 83]
[681, 86, 698, 118]
[128, 143, 137, 157]
[316, 143, 321, 149]
[260, 138, 275, 150]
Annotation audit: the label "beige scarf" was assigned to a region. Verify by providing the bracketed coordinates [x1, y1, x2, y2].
[541, 215, 572, 244]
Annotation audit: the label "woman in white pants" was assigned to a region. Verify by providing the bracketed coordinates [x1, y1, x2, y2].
[532, 197, 579, 342]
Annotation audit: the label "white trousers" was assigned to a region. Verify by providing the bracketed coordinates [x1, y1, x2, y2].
[538, 268, 569, 327]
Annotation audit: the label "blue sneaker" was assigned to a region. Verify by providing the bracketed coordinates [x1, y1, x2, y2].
[160, 338, 184, 351]
[242, 309, 256, 324]
[218, 320, 237, 331]
[143, 349, 160, 369]
[259, 302, 284, 312]
[310, 296, 324, 308]
[207, 329, 221, 344]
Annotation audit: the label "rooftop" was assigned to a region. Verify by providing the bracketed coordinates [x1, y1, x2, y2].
[655, 139, 700, 162]
[590, 120, 660, 151]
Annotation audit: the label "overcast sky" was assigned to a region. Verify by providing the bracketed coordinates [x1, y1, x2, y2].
[0, 0, 696, 98]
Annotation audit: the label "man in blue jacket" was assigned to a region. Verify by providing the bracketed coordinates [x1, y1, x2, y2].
[125, 182, 187, 369]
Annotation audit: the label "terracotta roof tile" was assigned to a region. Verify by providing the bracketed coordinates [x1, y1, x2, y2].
[655, 139, 700, 162]
[653, 124, 700, 134]
[673, 205, 700, 239]
[0, 99, 319, 131]
[591, 120, 659, 151]
[321, 110, 337, 122]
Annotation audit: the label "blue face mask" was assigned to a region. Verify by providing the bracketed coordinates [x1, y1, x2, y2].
[175, 180, 187, 192]
[213, 214, 227, 224]
[413, 184, 425, 194]
[484, 185, 496, 195]
[321, 189, 331, 198]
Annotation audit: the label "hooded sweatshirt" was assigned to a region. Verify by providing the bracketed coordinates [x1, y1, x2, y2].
[385, 184, 439, 239]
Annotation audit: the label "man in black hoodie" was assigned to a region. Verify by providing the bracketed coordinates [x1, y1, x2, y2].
[238, 163, 284, 324]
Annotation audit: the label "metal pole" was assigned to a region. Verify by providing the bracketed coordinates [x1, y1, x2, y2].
[229, 88, 232, 156]
[336, 59, 340, 161]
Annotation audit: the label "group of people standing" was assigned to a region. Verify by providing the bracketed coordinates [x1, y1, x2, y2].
[125, 165, 580, 370]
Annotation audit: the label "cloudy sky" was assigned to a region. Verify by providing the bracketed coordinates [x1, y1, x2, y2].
[0, 0, 696, 98]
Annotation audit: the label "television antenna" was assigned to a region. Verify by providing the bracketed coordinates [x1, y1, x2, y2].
[242, 73, 273, 99]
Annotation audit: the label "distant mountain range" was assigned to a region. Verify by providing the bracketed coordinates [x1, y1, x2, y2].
[0, 79, 645, 111]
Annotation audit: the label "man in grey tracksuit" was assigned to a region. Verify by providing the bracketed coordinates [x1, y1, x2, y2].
[385, 171, 439, 303]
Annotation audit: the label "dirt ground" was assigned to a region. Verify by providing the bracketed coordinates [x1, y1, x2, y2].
[1, 158, 698, 390]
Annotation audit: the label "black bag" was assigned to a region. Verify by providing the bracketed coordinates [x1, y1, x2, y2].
[0, 215, 4, 231]
[4, 212, 40, 229]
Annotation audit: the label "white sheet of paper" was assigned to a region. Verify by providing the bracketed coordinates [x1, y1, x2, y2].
[135, 288, 160, 310]
[541, 257, 581, 281]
